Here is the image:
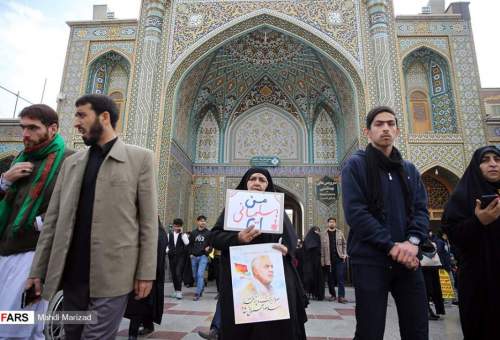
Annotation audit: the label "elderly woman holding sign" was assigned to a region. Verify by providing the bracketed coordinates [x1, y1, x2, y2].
[211, 167, 307, 340]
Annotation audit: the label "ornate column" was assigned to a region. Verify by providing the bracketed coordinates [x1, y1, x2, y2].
[366, 0, 395, 108]
[126, 0, 168, 147]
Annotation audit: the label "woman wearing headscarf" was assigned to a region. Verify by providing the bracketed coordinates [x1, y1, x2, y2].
[442, 146, 500, 339]
[211, 168, 307, 340]
[302, 226, 325, 300]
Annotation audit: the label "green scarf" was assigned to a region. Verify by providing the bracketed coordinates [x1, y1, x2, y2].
[0, 133, 65, 237]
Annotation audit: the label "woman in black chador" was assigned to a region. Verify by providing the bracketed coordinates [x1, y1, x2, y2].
[302, 226, 325, 300]
[211, 168, 307, 340]
[442, 146, 500, 339]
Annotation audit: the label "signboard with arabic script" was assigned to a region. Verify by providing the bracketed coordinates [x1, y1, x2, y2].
[230, 243, 290, 324]
[224, 189, 284, 234]
[250, 156, 280, 167]
[316, 176, 338, 206]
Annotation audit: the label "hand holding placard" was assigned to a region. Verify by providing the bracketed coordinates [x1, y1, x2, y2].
[238, 225, 262, 243]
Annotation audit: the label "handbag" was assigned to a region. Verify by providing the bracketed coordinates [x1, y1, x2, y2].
[420, 252, 442, 267]
[420, 241, 442, 267]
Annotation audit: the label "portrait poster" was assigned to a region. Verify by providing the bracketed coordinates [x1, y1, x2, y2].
[224, 189, 284, 234]
[229, 243, 290, 324]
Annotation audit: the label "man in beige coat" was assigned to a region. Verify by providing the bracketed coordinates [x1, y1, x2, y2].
[320, 217, 348, 303]
[26, 94, 158, 340]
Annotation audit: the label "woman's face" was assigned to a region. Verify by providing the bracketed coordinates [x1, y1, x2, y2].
[247, 172, 269, 191]
[479, 152, 500, 182]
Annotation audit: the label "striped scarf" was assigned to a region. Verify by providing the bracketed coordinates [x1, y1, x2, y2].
[0, 133, 65, 237]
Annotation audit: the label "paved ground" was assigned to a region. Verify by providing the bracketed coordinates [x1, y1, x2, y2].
[116, 282, 462, 340]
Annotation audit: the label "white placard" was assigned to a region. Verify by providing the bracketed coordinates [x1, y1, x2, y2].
[224, 189, 284, 234]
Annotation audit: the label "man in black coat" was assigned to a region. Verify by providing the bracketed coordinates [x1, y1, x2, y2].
[167, 218, 190, 299]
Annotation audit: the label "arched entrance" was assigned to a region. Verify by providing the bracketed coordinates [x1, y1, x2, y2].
[157, 14, 365, 227]
[421, 166, 459, 229]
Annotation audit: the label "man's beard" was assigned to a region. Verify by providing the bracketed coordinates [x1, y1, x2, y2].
[23, 131, 49, 149]
[82, 118, 104, 146]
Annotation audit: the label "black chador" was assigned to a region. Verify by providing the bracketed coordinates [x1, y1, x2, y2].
[302, 227, 324, 300]
[442, 146, 500, 339]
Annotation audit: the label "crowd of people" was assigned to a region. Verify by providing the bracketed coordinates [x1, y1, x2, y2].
[0, 96, 498, 340]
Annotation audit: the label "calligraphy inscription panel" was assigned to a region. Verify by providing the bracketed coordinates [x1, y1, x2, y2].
[224, 189, 284, 234]
[316, 176, 338, 206]
[230, 243, 290, 324]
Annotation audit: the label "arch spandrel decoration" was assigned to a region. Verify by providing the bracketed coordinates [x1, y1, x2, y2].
[169, 2, 362, 71]
[226, 104, 306, 163]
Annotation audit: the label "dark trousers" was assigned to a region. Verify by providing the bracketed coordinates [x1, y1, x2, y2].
[422, 267, 445, 315]
[169, 254, 186, 291]
[325, 258, 346, 298]
[352, 264, 428, 340]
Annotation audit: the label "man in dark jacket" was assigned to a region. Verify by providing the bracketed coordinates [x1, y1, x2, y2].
[190, 215, 212, 300]
[0, 104, 72, 339]
[341, 106, 429, 340]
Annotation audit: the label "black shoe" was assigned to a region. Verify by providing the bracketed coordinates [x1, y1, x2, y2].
[198, 328, 218, 340]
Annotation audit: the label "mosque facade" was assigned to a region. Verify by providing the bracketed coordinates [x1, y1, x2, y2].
[0, 0, 489, 235]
